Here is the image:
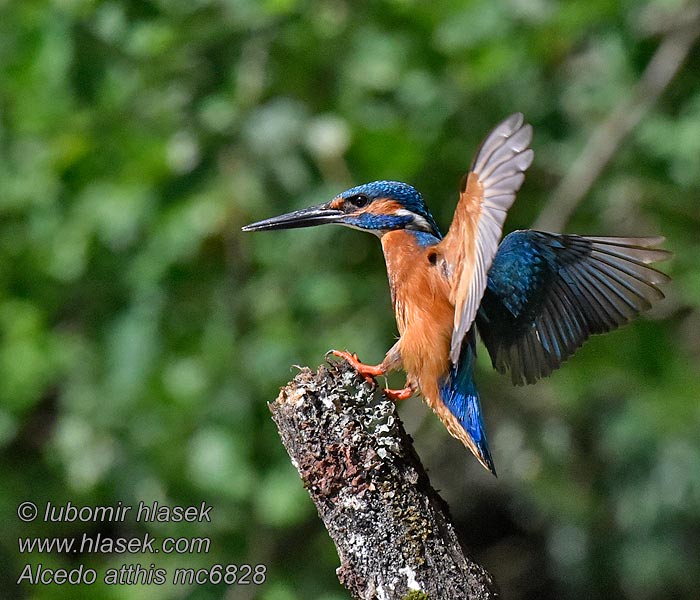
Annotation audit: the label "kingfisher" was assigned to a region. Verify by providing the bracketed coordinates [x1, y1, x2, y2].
[242, 113, 670, 475]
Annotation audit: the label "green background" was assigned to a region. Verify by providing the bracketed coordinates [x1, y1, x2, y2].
[2, 0, 699, 598]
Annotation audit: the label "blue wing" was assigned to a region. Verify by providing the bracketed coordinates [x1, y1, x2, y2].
[476, 230, 671, 385]
[440, 331, 495, 475]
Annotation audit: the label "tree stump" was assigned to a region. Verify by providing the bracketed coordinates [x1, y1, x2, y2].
[269, 361, 498, 599]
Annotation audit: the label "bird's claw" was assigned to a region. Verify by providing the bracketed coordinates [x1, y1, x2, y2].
[325, 351, 411, 401]
[383, 386, 413, 402]
[326, 349, 385, 386]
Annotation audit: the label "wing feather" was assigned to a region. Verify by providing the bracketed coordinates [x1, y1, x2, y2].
[476, 231, 670, 384]
[435, 113, 534, 364]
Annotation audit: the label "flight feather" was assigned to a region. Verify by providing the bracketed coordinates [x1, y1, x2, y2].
[436, 113, 534, 365]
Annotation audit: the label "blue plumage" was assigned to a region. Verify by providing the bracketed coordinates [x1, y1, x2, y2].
[440, 332, 495, 475]
[343, 212, 414, 231]
[340, 181, 442, 237]
[481, 231, 552, 317]
[411, 230, 442, 248]
[477, 230, 670, 384]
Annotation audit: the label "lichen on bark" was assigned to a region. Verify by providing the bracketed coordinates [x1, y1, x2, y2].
[269, 361, 499, 600]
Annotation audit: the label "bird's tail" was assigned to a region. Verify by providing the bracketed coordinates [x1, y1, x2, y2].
[440, 336, 496, 475]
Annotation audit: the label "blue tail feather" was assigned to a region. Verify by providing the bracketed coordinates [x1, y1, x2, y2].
[440, 336, 496, 475]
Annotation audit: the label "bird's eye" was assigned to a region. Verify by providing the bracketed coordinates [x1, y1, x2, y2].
[347, 194, 369, 208]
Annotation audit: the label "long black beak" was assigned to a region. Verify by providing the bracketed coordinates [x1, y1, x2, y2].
[241, 203, 344, 232]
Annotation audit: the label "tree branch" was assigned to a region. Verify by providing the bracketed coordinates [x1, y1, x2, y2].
[269, 362, 498, 600]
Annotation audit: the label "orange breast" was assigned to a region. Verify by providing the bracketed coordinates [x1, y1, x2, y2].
[381, 231, 454, 408]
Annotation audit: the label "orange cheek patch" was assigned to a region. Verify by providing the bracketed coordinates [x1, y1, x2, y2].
[329, 197, 345, 209]
[373, 200, 403, 215]
[328, 197, 402, 216]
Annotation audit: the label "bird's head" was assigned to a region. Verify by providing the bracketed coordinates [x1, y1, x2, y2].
[242, 181, 441, 238]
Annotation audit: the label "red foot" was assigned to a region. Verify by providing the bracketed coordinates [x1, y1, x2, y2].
[326, 349, 385, 385]
[383, 386, 413, 401]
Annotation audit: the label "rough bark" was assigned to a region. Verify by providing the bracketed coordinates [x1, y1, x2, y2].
[269, 361, 499, 600]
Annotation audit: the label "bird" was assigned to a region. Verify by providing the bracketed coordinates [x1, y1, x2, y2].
[242, 113, 670, 475]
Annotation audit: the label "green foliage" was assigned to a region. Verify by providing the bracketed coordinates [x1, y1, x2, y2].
[1, 0, 699, 598]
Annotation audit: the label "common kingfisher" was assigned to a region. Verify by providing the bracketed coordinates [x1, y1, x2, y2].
[242, 113, 670, 475]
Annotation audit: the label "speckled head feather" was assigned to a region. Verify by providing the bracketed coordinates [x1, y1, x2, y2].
[338, 181, 442, 238]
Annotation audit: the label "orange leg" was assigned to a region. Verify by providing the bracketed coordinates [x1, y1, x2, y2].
[326, 350, 386, 385]
[383, 386, 413, 401]
[327, 350, 414, 402]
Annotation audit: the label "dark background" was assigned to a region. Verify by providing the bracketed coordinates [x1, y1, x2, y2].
[1, 1, 699, 598]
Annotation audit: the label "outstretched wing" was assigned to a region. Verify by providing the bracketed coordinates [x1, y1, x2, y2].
[476, 231, 671, 385]
[435, 113, 534, 365]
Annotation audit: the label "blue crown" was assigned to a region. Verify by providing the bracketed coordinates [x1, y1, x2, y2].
[340, 181, 441, 237]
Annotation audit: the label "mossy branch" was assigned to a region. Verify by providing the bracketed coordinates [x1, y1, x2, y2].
[269, 362, 498, 600]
